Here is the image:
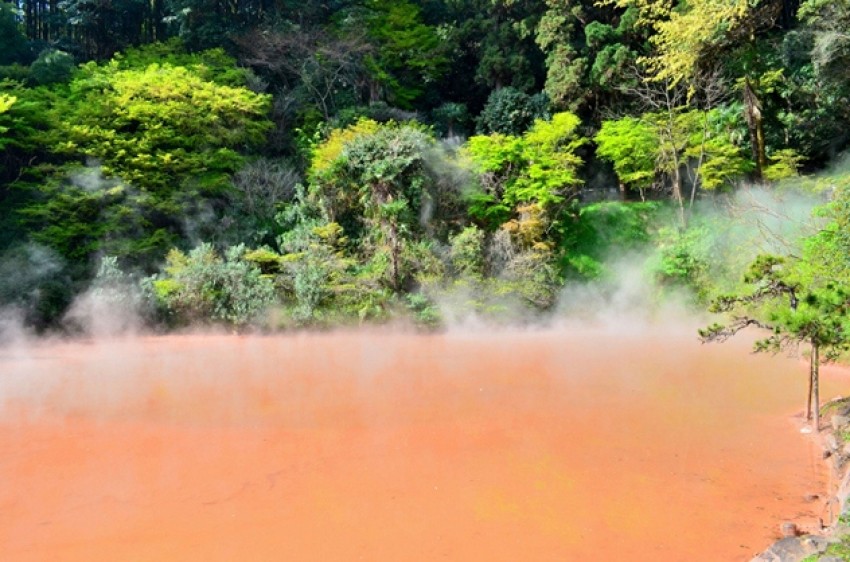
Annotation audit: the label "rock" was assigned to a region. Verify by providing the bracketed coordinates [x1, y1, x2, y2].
[752, 536, 830, 562]
[802, 535, 831, 553]
[820, 557, 844, 562]
[842, 441, 850, 457]
[826, 434, 839, 451]
[804, 493, 820, 502]
[832, 415, 850, 431]
[780, 522, 798, 537]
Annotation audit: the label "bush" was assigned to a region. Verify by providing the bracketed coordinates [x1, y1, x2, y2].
[650, 225, 717, 303]
[449, 226, 486, 277]
[29, 50, 75, 85]
[560, 201, 662, 280]
[476, 87, 550, 135]
[432, 102, 469, 138]
[149, 244, 276, 327]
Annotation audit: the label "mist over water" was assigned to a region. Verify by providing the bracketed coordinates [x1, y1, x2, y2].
[0, 321, 838, 562]
[0, 187, 840, 561]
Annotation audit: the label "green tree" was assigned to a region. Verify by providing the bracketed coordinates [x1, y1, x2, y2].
[473, 0, 545, 91]
[465, 111, 585, 232]
[0, 83, 64, 252]
[701, 255, 849, 432]
[805, 185, 850, 282]
[779, 0, 850, 163]
[432, 102, 469, 137]
[23, 51, 271, 267]
[476, 86, 550, 135]
[596, 105, 750, 222]
[798, 0, 850, 83]
[700, 188, 850, 432]
[163, 0, 263, 50]
[355, 0, 449, 108]
[607, 0, 792, 180]
[310, 120, 452, 290]
[55, 59, 270, 192]
[536, 0, 645, 114]
[29, 50, 76, 85]
[595, 116, 658, 198]
[0, 3, 31, 65]
[425, 0, 545, 112]
[59, 0, 155, 59]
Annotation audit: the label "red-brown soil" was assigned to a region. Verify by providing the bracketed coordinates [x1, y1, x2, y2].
[0, 325, 837, 561]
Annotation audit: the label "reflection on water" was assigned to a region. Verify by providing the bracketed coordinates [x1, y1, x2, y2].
[0, 324, 834, 561]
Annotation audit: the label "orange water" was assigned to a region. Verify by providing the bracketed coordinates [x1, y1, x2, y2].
[0, 325, 837, 561]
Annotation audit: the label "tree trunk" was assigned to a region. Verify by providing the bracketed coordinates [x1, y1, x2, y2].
[806, 348, 814, 421]
[812, 342, 820, 433]
[660, 102, 686, 228]
[388, 220, 400, 291]
[689, 110, 710, 213]
[672, 162, 685, 228]
[743, 78, 767, 181]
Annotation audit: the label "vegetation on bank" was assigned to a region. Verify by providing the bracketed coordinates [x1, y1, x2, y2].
[0, 0, 848, 355]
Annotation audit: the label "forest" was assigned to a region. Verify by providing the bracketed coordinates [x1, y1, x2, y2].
[0, 0, 848, 345]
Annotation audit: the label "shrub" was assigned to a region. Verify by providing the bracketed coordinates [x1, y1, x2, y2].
[149, 244, 276, 326]
[476, 87, 550, 135]
[29, 50, 75, 85]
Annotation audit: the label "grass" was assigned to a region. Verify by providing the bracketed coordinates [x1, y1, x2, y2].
[800, 535, 850, 560]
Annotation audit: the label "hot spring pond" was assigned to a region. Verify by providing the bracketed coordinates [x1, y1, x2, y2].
[0, 325, 838, 561]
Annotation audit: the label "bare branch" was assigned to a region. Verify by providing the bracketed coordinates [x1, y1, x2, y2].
[234, 26, 373, 118]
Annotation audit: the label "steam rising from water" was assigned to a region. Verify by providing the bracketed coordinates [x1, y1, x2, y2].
[0, 327, 835, 562]
[0, 180, 830, 339]
[0, 182, 837, 561]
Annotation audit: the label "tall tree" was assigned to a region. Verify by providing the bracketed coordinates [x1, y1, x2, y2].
[0, 3, 32, 64]
[422, 0, 546, 113]
[337, 0, 448, 108]
[701, 188, 850, 432]
[700, 255, 849, 432]
[22, 51, 271, 266]
[464, 111, 585, 235]
[536, 0, 646, 116]
[602, 0, 789, 180]
[310, 120, 457, 290]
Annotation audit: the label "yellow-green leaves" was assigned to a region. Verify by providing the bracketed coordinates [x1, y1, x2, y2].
[648, 0, 751, 86]
[56, 60, 272, 192]
[0, 94, 14, 114]
[597, 107, 751, 196]
[763, 149, 804, 182]
[465, 111, 585, 210]
[596, 116, 658, 190]
[599, 0, 752, 87]
[512, 112, 585, 206]
[310, 119, 381, 177]
[0, 93, 15, 137]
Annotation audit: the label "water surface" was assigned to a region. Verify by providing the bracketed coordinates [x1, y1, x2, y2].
[0, 325, 835, 561]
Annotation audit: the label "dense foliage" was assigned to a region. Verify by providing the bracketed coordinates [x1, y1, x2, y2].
[0, 0, 848, 334]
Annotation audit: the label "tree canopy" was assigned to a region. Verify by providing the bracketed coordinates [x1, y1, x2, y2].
[1, 0, 850, 331]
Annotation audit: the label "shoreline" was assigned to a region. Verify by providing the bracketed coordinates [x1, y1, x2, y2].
[753, 390, 850, 562]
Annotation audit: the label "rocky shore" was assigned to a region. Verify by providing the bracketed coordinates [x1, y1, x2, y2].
[753, 399, 850, 562]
